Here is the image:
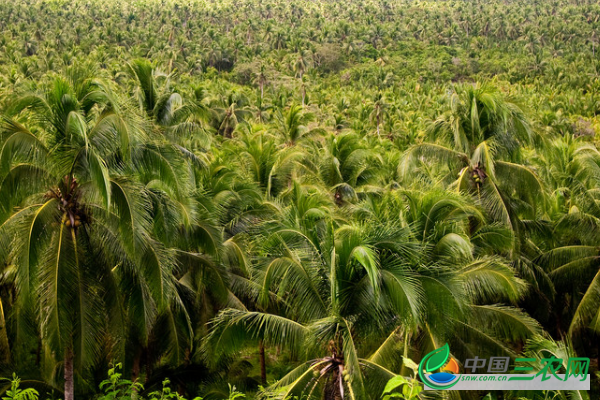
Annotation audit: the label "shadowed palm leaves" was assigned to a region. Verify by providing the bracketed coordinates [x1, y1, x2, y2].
[530, 134, 600, 348]
[539, 245, 600, 337]
[536, 133, 600, 220]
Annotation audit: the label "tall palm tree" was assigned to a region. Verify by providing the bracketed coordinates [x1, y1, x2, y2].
[252, 65, 269, 100]
[0, 68, 181, 400]
[369, 92, 387, 137]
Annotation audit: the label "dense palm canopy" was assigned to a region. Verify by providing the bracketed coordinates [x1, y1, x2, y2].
[0, 0, 599, 399]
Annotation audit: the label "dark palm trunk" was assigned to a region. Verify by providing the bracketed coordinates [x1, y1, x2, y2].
[324, 370, 343, 400]
[36, 340, 41, 366]
[132, 348, 142, 383]
[259, 340, 267, 384]
[145, 348, 152, 384]
[64, 346, 74, 400]
[178, 348, 192, 396]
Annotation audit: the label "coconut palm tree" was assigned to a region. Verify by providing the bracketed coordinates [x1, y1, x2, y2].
[314, 132, 383, 205]
[400, 82, 545, 241]
[128, 59, 210, 145]
[203, 184, 539, 400]
[277, 105, 323, 146]
[252, 65, 269, 100]
[369, 92, 387, 137]
[0, 67, 183, 400]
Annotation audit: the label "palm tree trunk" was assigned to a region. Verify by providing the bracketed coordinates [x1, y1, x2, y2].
[323, 372, 342, 400]
[259, 340, 267, 384]
[132, 348, 142, 383]
[64, 346, 74, 400]
[178, 348, 192, 396]
[36, 340, 41, 366]
[145, 347, 153, 384]
[0, 299, 10, 363]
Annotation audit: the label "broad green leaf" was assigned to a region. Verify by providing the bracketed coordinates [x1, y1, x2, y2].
[382, 376, 408, 395]
[402, 357, 419, 374]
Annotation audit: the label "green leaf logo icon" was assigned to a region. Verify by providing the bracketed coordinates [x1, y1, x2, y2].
[425, 343, 450, 372]
[418, 344, 459, 390]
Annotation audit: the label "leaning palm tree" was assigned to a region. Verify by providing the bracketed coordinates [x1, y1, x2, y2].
[0, 67, 181, 400]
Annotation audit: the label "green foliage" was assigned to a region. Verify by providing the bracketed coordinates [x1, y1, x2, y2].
[147, 379, 184, 400]
[98, 364, 143, 400]
[223, 385, 244, 400]
[381, 376, 422, 400]
[0, 0, 599, 399]
[0, 375, 38, 400]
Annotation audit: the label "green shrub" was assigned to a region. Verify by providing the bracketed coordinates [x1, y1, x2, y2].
[1, 374, 39, 400]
